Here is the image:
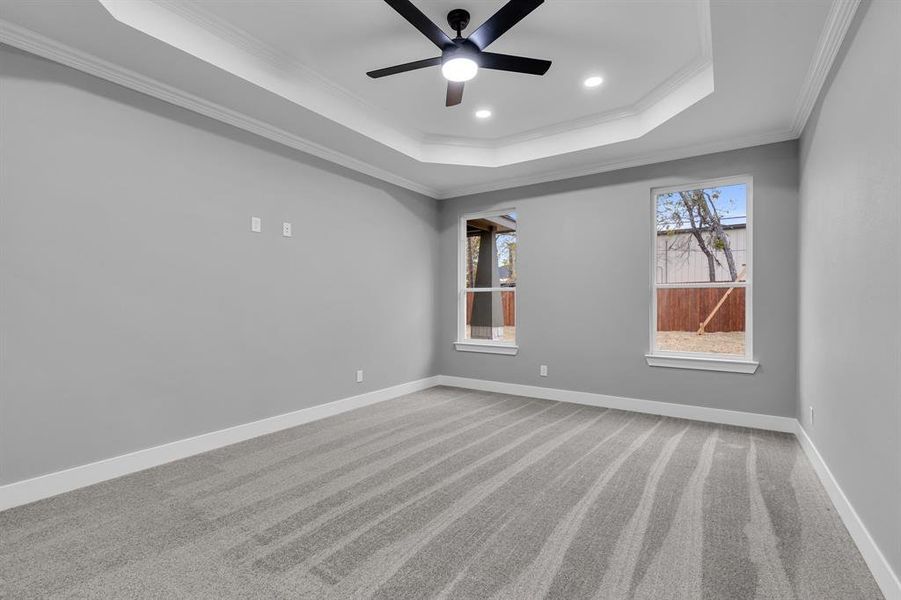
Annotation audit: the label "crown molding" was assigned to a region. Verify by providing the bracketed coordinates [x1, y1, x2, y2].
[790, 0, 861, 136]
[434, 128, 797, 199]
[0, 19, 439, 198]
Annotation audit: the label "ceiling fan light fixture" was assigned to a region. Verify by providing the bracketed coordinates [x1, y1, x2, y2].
[442, 57, 479, 82]
[368, 0, 551, 106]
[583, 76, 604, 88]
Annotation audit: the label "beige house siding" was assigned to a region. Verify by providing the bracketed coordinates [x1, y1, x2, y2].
[656, 226, 748, 283]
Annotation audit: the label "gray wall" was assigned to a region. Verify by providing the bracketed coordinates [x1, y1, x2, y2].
[798, 0, 901, 577]
[436, 142, 800, 418]
[0, 46, 439, 484]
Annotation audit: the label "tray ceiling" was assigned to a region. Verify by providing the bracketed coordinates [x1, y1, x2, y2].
[96, 0, 714, 167]
[0, 0, 850, 197]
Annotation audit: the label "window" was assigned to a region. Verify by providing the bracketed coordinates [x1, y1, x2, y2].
[647, 177, 758, 373]
[455, 210, 518, 355]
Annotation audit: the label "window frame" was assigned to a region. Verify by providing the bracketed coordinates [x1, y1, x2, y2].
[454, 208, 519, 356]
[646, 175, 758, 373]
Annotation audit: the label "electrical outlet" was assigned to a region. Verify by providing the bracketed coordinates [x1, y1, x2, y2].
[539, 365, 548, 377]
[282, 222, 292, 238]
[809, 406, 815, 425]
[251, 216, 262, 233]
[356, 370, 364, 383]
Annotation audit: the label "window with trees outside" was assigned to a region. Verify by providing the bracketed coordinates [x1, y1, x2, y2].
[456, 210, 517, 355]
[649, 177, 756, 372]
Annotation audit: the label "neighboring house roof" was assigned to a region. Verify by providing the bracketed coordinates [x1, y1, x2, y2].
[657, 223, 746, 236]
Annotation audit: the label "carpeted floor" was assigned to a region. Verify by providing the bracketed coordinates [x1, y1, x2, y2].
[0, 387, 884, 599]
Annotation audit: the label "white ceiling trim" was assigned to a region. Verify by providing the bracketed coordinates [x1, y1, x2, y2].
[790, 0, 862, 136]
[434, 127, 797, 199]
[0, 19, 439, 198]
[96, 0, 715, 167]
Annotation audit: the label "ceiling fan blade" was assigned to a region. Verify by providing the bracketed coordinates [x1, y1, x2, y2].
[367, 57, 441, 78]
[467, 0, 544, 50]
[383, 0, 454, 50]
[479, 52, 551, 75]
[446, 81, 464, 106]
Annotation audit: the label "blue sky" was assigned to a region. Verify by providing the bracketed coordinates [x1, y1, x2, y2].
[657, 183, 748, 230]
[715, 184, 748, 225]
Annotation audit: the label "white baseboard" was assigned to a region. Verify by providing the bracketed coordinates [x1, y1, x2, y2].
[795, 424, 901, 600]
[436, 375, 797, 433]
[0, 376, 440, 512]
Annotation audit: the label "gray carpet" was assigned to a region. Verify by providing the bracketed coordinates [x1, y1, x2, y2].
[0, 387, 884, 599]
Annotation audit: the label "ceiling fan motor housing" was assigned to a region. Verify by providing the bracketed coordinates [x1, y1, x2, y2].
[442, 38, 480, 65]
[447, 9, 470, 37]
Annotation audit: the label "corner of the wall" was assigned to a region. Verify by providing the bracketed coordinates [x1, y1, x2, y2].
[795, 423, 901, 600]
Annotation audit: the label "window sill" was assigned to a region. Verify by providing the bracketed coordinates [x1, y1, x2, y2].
[645, 354, 759, 374]
[455, 342, 519, 356]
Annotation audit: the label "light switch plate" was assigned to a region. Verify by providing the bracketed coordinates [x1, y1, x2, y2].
[282, 222, 292, 237]
[251, 216, 262, 233]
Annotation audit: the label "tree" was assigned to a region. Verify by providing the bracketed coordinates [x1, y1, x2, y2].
[466, 235, 480, 287]
[657, 188, 738, 282]
[498, 234, 517, 284]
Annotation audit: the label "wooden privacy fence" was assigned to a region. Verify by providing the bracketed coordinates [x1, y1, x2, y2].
[466, 291, 515, 326]
[657, 287, 745, 332]
[463, 289, 739, 332]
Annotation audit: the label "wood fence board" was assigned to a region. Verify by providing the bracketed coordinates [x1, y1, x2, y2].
[463, 289, 741, 332]
[657, 287, 745, 332]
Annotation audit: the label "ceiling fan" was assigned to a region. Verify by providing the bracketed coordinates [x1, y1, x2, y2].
[367, 0, 551, 107]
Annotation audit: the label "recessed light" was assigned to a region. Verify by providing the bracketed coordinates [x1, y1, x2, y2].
[475, 109, 492, 119]
[583, 76, 604, 88]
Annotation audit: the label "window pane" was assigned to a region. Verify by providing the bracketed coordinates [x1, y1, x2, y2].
[464, 213, 517, 288]
[656, 184, 748, 284]
[465, 290, 515, 344]
[656, 286, 746, 355]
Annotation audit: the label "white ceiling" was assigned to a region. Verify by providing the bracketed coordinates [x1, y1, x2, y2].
[0, 0, 855, 198]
